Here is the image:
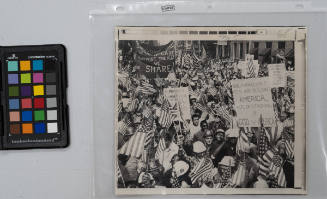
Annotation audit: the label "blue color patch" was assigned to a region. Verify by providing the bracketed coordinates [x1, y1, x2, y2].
[8, 61, 18, 71]
[22, 111, 32, 121]
[8, 74, 19, 84]
[34, 123, 46, 134]
[9, 99, 19, 109]
[32, 60, 43, 71]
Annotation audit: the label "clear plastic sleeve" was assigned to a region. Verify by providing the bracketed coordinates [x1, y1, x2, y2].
[90, 0, 327, 198]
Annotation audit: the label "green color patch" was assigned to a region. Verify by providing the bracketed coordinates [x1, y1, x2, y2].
[34, 110, 45, 121]
[9, 86, 19, 97]
[21, 73, 31, 84]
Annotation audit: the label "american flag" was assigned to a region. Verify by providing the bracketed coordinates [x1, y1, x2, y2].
[193, 102, 207, 113]
[117, 102, 122, 113]
[118, 116, 132, 136]
[215, 105, 233, 125]
[247, 59, 256, 78]
[258, 128, 270, 157]
[231, 162, 246, 187]
[181, 53, 193, 68]
[188, 87, 201, 98]
[135, 82, 157, 96]
[119, 125, 146, 158]
[142, 105, 152, 120]
[158, 98, 175, 128]
[236, 129, 250, 156]
[189, 158, 214, 184]
[155, 137, 166, 160]
[144, 121, 156, 149]
[264, 124, 282, 145]
[126, 98, 139, 112]
[207, 87, 217, 96]
[258, 149, 275, 178]
[283, 138, 294, 161]
[268, 155, 286, 187]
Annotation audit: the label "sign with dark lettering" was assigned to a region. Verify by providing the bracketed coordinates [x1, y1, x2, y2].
[231, 78, 275, 127]
[135, 42, 175, 78]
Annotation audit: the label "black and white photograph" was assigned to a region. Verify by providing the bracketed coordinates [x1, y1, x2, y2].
[115, 27, 306, 194]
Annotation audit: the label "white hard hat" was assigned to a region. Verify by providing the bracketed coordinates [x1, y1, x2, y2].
[193, 141, 206, 153]
[218, 156, 235, 167]
[173, 161, 189, 177]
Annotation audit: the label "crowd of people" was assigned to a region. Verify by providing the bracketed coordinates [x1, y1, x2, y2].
[116, 41, 295, 189]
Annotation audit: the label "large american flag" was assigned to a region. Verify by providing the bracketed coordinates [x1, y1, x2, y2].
[189, 158, 214, 184]
[158, 98, 175, 128]
[119, 125, 146, 158]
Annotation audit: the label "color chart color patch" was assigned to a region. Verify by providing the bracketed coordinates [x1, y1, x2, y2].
[0, 44, 69, 149]
[7, 60, 59, 134]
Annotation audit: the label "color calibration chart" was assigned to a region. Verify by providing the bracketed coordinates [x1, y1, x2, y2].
[0, 45, 68, 149]
[7, 59, 58, 134]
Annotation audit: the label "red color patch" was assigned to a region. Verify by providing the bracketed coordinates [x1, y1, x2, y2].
[21, 98, 32, 109]
[34, 98, 44, 109]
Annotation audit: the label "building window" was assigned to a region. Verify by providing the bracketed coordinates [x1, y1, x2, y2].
[266, 42, 272, 48]
[278, 41, 285, 49]
[240, 43, 244, 59]
[254, 42, 259, 48]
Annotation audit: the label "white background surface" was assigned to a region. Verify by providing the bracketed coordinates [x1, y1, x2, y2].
[1, 0, 327, 199]
[0, 0, 96, 198]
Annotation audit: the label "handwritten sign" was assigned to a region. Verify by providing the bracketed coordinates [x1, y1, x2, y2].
[231, 78, 275, 127]
[268, 63, 286, 88]
[164, 87, 191, 121]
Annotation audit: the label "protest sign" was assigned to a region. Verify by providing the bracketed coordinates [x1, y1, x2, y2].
[231, 77, 275, 127]
[268, 63, 287, 87]
[164, 87, 191, 121]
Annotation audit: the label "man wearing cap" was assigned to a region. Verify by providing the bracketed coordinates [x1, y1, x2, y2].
[211, 129, 227, 166]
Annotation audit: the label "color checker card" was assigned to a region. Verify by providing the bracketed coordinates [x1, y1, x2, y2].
[0, 45, 69, 149]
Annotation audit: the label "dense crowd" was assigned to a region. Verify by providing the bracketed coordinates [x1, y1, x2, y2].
[116, 41, 295, 189]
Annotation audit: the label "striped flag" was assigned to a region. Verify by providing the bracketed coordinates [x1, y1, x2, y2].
[119, 126, 146, 158]
[135, 82, 157, 96]
[126, 98, 139, 112]
[258, 128, 270, 157]
[283, 139, 294, 161]
[264, 123, 282, 146]
[158, 98, 175, 128]
[207, 87, 217, 96]
[236, 129, 251, 156]
[193, 102, 207, 113]
[258, 149, 275, 178]
[182, 53, 192, 68]
[247, 60, 256, 78]
[118, 116, 132, 136]
[155, 137, 166, 160]
[144, 121, 156, 149]
[268, 155, 286, 187]
[215, 105, 233, 125]
[142, 105, 152, 120]
[117, 102, 122, 113]
[231, 162, 246, 187]
[189, 158, 214, 184]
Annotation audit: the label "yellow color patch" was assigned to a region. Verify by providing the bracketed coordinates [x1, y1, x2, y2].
[33, 85, 44, 96]
[20, 60, 31, 71]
